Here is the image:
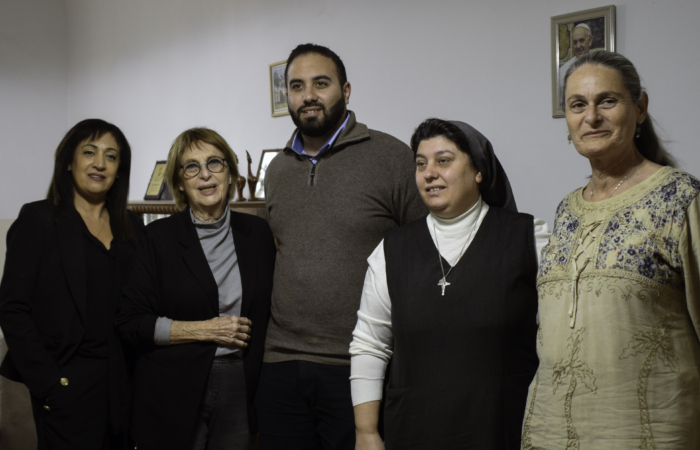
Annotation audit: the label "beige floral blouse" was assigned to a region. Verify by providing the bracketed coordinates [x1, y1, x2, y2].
[522, 167, 700, 450]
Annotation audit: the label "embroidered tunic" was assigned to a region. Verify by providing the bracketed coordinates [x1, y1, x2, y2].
[523, 167, 700, 449]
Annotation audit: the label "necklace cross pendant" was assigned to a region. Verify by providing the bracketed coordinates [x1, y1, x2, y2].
[438, 278, 451, 296]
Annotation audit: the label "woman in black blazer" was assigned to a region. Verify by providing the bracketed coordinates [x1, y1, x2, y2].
[116, 128, 276, 450]
[0, 119, 144, 449]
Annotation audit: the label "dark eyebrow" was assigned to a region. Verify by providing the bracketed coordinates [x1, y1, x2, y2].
[288, 74, 332, 86]
[415, 149, 456, 159]
[566, 94, 586, 103]
[82, 143, 119, 152]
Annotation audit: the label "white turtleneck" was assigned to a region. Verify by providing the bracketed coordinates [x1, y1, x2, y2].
[348, 197, 551, 406]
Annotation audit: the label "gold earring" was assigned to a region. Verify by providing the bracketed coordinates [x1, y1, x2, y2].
[567, 134, 572, 144]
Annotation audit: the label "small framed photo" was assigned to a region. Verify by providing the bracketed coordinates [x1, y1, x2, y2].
[270, 61, 289, 117]
[144, 160, 168, 200]
[254, 149, 282, 200]
[551, 5, 616, 117]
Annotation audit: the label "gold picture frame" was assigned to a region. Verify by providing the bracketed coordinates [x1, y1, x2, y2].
[270, 61, 289, 117]
[551, 5, 616, 118]
[144, 160, 168, 200]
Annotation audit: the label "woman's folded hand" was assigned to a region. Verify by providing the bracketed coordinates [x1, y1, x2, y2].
[170, 316, 252, 347]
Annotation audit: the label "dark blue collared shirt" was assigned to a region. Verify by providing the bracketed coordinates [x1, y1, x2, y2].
[290, 113, 350, 164]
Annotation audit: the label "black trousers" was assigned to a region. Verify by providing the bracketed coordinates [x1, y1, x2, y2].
[254, 361, 355, 450]
[30, 356, 115, 450]
[137, 356, 251, 450]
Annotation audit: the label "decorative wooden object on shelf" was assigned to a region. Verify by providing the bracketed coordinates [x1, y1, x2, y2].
[246, 150, 260, 201]
[236, 175, 247, 202]
[128, 200, 267, 220]
[234, 152, 246, 202]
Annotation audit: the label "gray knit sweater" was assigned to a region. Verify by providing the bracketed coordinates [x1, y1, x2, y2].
[263, 111, 427, 366]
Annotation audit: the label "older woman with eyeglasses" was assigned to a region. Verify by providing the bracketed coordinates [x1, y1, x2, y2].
[116, 128, 276, 450]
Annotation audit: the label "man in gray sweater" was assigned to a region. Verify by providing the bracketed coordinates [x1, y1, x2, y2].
[255, 43, 426, 449]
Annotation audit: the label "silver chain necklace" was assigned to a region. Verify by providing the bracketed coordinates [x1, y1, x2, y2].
[589, 167, 634, 200]
[432, 202, 482, 296]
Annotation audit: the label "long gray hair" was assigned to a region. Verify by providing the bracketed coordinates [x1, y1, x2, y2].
[563, 51, 675, 167]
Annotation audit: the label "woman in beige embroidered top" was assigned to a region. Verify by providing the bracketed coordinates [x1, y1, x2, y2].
[522, 51, 700, 449]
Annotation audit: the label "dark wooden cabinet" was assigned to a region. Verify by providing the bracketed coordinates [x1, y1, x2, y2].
[128, 200, 267, 224]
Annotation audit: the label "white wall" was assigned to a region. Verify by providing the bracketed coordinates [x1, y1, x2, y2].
[0, 0, 69, 220]
[2, 0, 700, 226]
[0, 2, 62, 442]
[0, 1, 698, 445]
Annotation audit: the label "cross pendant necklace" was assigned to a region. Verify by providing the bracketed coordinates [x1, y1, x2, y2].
[438, 278, 451, 296]
[431, 203, 481, 296]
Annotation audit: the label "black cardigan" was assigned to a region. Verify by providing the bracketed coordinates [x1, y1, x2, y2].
[0, 199, 144, 437]
[115, 207, 275, 450]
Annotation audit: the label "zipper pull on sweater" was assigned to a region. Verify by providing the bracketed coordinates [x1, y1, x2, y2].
[309, 164, 317, 186]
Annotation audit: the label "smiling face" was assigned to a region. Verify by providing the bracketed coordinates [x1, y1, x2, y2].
[177, 142, 231, 218]
[415, 136, 483, 219]
[69, 133, 120, 203]
[286, 53, 350, 139]
[572, 27, 593, 58]
[565, 64, 647, 162]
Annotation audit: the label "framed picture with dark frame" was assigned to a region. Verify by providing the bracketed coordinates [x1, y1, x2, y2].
[144, 160, 168, 200]
[270, 61, 289, 117]
[551, 5, 616, 117]
[254, 149, 282, 200]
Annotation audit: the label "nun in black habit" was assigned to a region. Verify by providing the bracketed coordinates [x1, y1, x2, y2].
[348, 118, 550, 449]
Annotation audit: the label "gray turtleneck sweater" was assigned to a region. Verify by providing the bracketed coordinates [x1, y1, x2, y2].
[154, 209, 243, 357]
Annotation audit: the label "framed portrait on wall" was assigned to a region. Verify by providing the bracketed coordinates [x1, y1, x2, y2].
[551, 5, 616, 117]
[254, 149, 282, 199]
[270, 61, 289, 117]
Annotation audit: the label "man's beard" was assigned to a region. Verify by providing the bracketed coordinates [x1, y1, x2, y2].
[289, 96, 346, 138]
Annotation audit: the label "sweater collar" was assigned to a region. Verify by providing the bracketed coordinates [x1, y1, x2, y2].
[284, 110, 370, 158]
[289, 112, 350, 164]
[429, 196, 487, 238]
[189, 207, 229, 230]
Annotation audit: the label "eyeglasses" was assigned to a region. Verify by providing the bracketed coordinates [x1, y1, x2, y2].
[180, 157, 227, 178]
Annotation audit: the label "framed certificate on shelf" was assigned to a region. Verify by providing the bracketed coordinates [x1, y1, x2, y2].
[144, 160, 168, 200]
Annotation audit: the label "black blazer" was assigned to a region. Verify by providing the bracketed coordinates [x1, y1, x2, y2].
[115, 208, 275, 450]
[0, 199, 144, 434]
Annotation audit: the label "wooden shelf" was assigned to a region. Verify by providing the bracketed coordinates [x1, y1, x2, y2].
[128, 200, 267, 220]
